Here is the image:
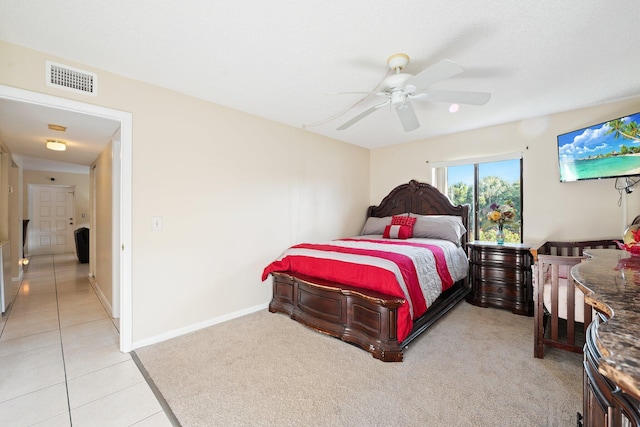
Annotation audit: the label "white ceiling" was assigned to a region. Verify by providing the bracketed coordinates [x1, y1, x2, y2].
[0, 97, 120, 171]
[1, 0, 640, 168]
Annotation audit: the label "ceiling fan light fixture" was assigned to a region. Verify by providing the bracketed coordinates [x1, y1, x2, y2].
[449, 103, 460, 113]
[390, 91, 406, 105]
[46, 139, 66, 151]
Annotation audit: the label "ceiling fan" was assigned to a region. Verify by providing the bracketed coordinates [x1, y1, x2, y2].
[337, 53, 491, 132]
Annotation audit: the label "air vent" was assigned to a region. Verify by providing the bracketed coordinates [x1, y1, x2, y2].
[46, 60, 97, 96]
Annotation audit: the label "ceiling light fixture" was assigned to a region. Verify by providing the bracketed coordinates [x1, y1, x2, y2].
[48, 123, 67, 132]
[46, 139, 66, 151]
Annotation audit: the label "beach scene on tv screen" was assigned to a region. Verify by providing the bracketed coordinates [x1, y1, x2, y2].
[558, 112, 640, 181]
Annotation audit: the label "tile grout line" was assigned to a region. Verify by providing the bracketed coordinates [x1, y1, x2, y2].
[51, 253, 75, 426]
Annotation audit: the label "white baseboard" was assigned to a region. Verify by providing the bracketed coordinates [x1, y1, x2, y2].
[11, 270, 24, 282]
[88, 275, 114, 317]
[132, 302, 269, 350]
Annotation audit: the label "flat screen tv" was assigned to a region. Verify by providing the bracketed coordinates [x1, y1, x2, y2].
[557, 111, 640, 182]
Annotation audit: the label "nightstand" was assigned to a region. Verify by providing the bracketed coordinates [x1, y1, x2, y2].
[466, 241, 534, 316]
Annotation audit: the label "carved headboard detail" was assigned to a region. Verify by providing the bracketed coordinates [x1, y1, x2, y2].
[367, 180, 470, 246]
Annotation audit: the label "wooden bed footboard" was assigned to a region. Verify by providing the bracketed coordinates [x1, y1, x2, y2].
[269, 272, 469, 362]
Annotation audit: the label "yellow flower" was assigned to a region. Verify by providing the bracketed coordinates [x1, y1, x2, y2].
[487, 211, 502, 221]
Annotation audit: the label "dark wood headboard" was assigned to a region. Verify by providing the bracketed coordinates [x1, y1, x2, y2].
[366, 180, 470, 246]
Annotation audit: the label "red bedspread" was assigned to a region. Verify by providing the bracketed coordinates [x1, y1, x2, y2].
[262, 238, 455, 342]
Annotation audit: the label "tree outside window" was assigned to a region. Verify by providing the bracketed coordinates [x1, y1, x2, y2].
[446, 158, 522, 243]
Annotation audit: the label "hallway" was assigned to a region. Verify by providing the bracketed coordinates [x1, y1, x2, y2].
[0, 253, 173, 426]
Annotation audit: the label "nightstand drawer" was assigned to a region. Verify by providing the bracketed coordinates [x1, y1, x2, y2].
[470, 248, 531, 268]
[472, 264, 520, 282]
[477, 282, 519, 301]
[466, 241, 533, 316]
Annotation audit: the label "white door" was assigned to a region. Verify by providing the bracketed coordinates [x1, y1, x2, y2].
[29, 185, 76, 255]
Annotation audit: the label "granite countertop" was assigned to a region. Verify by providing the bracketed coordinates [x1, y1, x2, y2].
[572, 248, 640, 401]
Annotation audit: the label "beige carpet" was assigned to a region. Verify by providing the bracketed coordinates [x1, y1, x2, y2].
[135, 302, 582, 427]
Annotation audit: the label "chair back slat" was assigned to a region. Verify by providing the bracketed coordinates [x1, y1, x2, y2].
[566, 272, 577, 344]
[535, 240, 617, 258]
[533, 254, 586, 358]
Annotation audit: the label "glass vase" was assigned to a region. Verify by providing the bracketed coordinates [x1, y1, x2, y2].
[496, 224, 505, 245]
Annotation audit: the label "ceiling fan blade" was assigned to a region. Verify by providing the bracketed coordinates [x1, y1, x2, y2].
[411, 89, 491, 105]
[404, 59, 464, 91]
[396, 102, 420, 132]
[337, 101, 389, 130]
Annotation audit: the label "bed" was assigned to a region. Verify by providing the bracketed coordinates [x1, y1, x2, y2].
[262, 180, 471, 362]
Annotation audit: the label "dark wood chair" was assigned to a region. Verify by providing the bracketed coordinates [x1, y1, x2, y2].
[532, 240, 618, 257]
[531, 239, 618, 359]
[531, 217, 640, 359]
[533, 254, 590, 358]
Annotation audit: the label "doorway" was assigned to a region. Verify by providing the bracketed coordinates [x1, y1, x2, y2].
[0, 84, 133, 352]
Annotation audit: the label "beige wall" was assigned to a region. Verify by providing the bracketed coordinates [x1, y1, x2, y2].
[0, 150, 8, 240]
[9, 160, 20, 278]
[1, 141, 25, 280]
[0, 41, 371, 344]
[371, 97, 640, 244]
[22, 170, 90, 229]
[92, 142, 113, 313]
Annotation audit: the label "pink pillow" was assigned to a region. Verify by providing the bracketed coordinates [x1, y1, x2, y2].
[391, 215, 417, 227]
[390, 215, 416, 238]
[383, 224, 413, 239]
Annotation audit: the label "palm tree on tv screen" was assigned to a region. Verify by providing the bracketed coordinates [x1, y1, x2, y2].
[607, 118, 640, 143]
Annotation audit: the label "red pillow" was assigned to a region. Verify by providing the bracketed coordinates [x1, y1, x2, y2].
[386, 215, 416, 238]
[391, 215, 417, 227]
[383, 224, 413, 239]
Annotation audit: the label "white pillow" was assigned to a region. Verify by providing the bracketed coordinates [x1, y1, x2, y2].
[409, 214, 467, 245]
[361, 216, 393, 235]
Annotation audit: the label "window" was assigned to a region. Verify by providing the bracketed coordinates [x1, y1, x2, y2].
[436, 155, 523, 243]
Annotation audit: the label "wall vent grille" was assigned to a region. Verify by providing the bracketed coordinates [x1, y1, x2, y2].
[46, 61, 97, 96]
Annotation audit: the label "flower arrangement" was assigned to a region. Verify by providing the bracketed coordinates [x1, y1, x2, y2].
[486, 202, 516, 226]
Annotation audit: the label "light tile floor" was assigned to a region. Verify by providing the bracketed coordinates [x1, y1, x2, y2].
[0, 253, 174, 426]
